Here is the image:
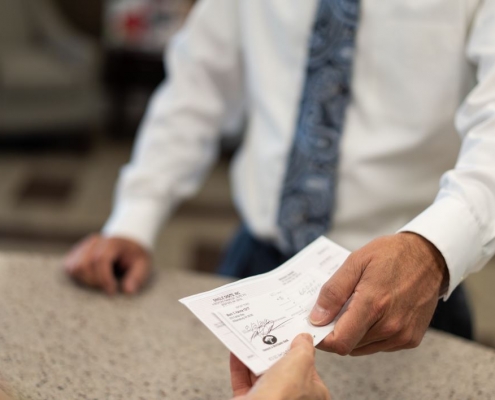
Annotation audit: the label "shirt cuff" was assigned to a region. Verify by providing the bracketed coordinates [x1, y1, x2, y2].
[102, 198, 170, 250]
[397, 195, 483, 300]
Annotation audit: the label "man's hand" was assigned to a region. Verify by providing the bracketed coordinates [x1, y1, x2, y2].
[310, 233, 448, 356]
[230, 334, 331, 400]
[63, 234, 151, 295]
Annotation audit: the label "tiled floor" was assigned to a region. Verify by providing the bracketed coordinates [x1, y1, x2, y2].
[0, 136, 493, 348]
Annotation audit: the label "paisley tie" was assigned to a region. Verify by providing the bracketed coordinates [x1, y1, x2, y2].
[277, 0, 361, 254]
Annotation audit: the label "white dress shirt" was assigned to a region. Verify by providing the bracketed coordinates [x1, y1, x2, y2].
[103, 0, 495, 298]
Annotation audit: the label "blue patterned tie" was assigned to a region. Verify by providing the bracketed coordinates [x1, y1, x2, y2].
[277, 0, 361, 255]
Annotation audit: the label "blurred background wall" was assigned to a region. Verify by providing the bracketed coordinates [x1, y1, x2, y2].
[0, 0, 237, 273]
[54, 0, 104, 38]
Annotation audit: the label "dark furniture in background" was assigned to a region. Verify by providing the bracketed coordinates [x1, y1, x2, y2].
[104, 49, 166, 138]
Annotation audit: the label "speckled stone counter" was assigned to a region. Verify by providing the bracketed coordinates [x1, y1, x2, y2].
[1, 253, 494, 400]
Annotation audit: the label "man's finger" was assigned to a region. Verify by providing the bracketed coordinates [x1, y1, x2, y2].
[93, 245, 118, 295]
[353, 319, 397, 349]
[349, 339, 393, 356]
[64, 243, 90, 275]
[310, 255, 363, 326]
[230, 353, 253, 397]
[316, 292, 376, 355]
[122, 258, 149, 294]
[64, 236, 98, 278]
[350, 326, 423, 356]
[350, 331, 416, 356]
[71, 251, 98, 287]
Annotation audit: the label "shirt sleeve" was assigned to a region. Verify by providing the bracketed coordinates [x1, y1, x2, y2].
[398, 0, 495, 299]
[102, 0, 243, 249]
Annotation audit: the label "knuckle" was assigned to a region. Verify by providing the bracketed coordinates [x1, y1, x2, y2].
[398, 330, 414, 347]
[374, 293, 391, 314]
[92, 252, 102, 265]
[320, 282, 346, 306]
[345, 253, 363, 275]
[367, 293, 391, 323]
[406, 333, 423, 349]
[93, 252, 109, 267]
[84, 234, 100, 246]
[366, 300, 383, 324]
[382, 320, 403, 337]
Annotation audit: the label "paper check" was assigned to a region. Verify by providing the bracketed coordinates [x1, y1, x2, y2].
[179, 236, 350, 376]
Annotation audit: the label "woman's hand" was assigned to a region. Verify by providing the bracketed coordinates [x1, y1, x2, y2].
[230, 333, 331, 400]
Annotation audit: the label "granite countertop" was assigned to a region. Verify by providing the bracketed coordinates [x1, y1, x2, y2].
[0, 253, 494, 400]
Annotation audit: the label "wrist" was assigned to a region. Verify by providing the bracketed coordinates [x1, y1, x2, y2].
[398, 232, 450, 297]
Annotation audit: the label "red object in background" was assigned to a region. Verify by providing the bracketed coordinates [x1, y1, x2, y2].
[122, 11, 148, 41]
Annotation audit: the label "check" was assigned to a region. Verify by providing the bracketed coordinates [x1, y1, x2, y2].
[179, 236, 350, 376]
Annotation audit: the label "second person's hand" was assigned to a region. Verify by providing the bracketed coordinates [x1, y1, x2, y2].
[230, 333, 331, 400]
[63, 234, 151, 295]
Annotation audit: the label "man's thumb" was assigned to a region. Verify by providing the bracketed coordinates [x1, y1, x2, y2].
[309, 255, 362, 326]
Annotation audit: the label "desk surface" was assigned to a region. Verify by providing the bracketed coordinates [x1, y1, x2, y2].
[0, 253, 494, 400]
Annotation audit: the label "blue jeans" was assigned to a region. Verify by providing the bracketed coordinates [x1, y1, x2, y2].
[218, 225, 473, 340]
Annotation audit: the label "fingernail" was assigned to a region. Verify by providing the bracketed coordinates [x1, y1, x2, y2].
[299, 333, 314, 343]
[291, 333, 313, 348]
[310, 304, 330, 325]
